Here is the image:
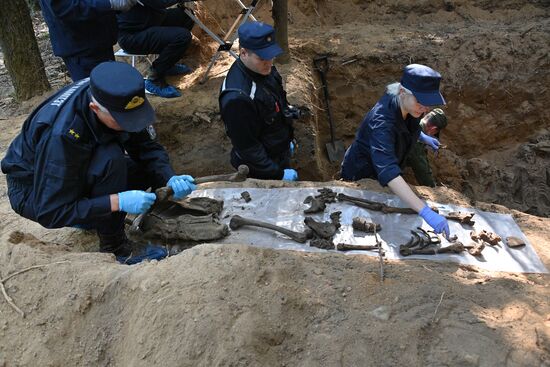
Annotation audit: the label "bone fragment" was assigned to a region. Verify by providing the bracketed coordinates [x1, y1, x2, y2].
[470, 230, 501, 246]
[352, 217, 381, 233]
[241, 191, 251, 203]
[310, 238, 334, 250]
[400, 241, 465, 256]
[336, 243, 380, 251]
[303, 196, 326, 214]
[467, 241, 485, 256]
[506, 236, 526, 248]
[446, 211, 475, 226]
[304, 217, 337, 239]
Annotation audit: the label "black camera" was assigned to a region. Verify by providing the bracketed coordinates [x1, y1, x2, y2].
[283, 105, 311, 120]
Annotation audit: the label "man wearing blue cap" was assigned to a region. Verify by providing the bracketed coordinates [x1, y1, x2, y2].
[219, 22, 300, 181]
[341, 64, 451, 238]
[1, 61, 196, 263]
[39, 0, 137, 81]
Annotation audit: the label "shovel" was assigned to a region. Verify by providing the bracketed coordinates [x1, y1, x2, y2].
[313, 55, 346, 163]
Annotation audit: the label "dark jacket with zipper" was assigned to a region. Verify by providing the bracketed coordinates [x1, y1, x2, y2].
[219, 59, 293, 180]
[117, 0, 180, 32]
[340, 93, 421, 186]
[1, 79, 174, 229]
[39, 0, 117, 57]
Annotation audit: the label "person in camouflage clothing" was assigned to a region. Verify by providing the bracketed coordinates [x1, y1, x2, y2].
[405, 108, 448, 187]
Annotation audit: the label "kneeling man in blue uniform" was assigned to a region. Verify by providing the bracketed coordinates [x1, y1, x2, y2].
[219, 22, 300, 181]
[1, 62, 195, 263]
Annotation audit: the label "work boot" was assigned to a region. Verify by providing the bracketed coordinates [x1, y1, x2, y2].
[98, 231, 133, 257]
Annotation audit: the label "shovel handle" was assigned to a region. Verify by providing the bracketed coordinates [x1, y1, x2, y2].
[313, 55, 330, 74]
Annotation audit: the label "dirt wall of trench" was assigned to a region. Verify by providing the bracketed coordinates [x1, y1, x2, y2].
[153, 0, 550, 216]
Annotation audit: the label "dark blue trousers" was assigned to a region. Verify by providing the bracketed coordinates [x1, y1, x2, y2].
[118, 8, 194, 78]
[62, 48, 115, 81]
[85, 142, 155, 238]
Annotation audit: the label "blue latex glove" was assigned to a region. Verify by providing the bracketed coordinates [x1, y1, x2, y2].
[167, 175, 196, 199]
[118, 190, 156, 214]
[419, 131, 441, 152]
[419, 205, 450, 238]
[282, 169, 298, 181]
[289, 141, 295, 157]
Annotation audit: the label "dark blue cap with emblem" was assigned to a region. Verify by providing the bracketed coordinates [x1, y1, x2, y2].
[90, 61, 156, 132]
[238, 21, 283, 60]
[400, 64, 446, 106]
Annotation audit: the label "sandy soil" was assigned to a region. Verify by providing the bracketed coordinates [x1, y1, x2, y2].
[0, 1, 549, 366]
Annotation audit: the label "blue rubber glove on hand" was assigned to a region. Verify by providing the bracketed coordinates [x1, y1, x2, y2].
[419, 131, 441, 152]
[289, 141, 295, 157]
[167, 175, 196, 199]
[282, 169, 298, 181]
[419, 205, 450, 238]
[118, 190, 156, 214]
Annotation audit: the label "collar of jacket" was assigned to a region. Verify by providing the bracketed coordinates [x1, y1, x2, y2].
[236, 58, 270, 81]
[389, 94, 420, 133]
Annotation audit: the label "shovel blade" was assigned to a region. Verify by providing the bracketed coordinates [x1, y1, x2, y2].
[326, 140, 346, 163]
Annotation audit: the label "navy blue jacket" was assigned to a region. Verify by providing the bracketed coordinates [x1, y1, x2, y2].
[340, 93, 421, 186]
[39, 0, 118, 57]
[1, 79, 175, 229]
[219, 59, 293, 180]
[117, 0, 180, 31]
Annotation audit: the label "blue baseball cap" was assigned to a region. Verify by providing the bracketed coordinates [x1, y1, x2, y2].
[238, 21, 283, 60]
[400, 64, 446, 106]
[90, 61, 155, 132]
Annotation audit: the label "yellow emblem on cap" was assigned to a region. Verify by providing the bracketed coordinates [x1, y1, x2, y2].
[125, 96, 144, 110]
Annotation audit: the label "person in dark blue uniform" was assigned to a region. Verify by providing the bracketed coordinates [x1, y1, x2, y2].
[117, 1, 195, 98]
[1, 62, 196, 263]
[340, 64, 451, 238]
[219, 22, 300, 181]
[39, 0, 137, 81]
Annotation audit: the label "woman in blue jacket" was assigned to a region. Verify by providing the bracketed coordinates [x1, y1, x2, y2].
[341, 64, 450, 238]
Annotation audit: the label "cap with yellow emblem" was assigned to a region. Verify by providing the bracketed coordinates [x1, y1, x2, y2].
[238, 21, 283, 60]
[90, 61, 155, 132]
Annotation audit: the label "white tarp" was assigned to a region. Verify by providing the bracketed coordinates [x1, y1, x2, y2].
[190, 187, 548, 274]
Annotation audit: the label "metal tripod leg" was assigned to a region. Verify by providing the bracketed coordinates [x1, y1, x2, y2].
[187, 0, 260, 83]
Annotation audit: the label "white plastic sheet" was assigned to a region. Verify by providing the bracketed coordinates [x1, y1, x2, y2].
[190, 187, 548, 274]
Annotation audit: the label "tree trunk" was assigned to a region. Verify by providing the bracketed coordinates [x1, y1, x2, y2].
[272, 0, 290, 64]
[0, 0, 50, 101]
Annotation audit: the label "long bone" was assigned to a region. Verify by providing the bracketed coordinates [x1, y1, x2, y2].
[229, 215, 311, 243]
[155, 165, 249, 201]
[337, 193, 417, 214]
